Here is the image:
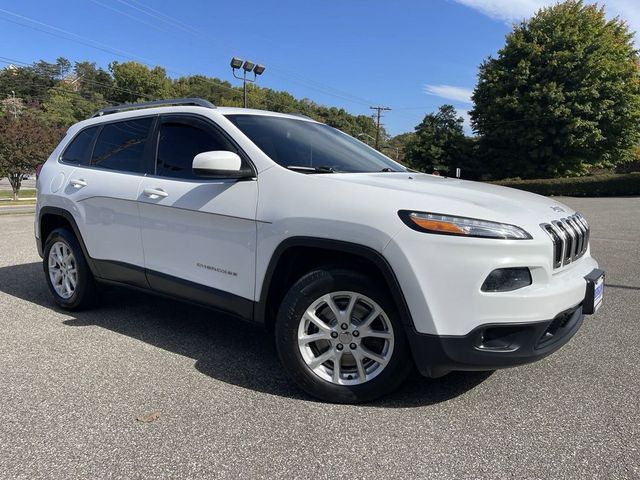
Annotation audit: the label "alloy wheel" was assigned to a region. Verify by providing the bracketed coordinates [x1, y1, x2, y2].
[297, 291, 395, 386]
[48, 241, 78, 299]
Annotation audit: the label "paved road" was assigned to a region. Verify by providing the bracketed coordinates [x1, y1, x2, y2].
[0, 198, 638, 479]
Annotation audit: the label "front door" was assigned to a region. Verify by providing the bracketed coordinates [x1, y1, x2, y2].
[137, 114, 258, 318]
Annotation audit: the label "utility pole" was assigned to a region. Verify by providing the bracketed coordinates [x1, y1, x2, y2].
[369, 106, 391, 150]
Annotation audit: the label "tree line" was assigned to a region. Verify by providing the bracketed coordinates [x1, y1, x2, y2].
[1, 0, 639, 198]
[0, 57, 384, 137]
[0, 57, 385, 198]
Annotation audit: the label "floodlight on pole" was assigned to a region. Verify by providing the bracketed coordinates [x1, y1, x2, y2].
[230, 57, 243, 69]
[231, 57, 266, 108]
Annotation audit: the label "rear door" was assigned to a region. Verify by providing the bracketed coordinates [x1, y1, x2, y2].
[137, 114, 258, 316]
[64, 116, 155, 286]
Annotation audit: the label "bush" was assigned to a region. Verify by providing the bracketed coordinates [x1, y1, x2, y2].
[494, 173, 640, 197]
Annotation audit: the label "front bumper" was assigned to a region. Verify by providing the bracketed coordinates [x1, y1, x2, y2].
[408, 304, 584, 377]
[384, 226, 599, 336]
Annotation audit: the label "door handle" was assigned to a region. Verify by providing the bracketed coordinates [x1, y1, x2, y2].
[143, 187, 168, 199]
[70, 178, 87, 188]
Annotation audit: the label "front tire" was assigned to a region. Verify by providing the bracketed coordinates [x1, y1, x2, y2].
[275, 268, 412, 403]
[43, 227, 97, 310]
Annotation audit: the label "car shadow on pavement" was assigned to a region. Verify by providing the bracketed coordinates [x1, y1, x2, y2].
[0, 261, 492, 408]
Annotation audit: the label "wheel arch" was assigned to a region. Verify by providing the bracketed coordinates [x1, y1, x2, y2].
[39, 207, 98, 275]
[255, 237, 414, 331]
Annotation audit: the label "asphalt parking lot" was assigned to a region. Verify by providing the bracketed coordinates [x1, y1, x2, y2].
[0, 197, 638, 479]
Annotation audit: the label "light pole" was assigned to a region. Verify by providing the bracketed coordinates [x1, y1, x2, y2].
[230, 57, 265, 108]
[356, 132, 376, 146]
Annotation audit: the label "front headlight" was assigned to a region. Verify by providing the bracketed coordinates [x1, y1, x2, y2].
[398, 211, 532, 240]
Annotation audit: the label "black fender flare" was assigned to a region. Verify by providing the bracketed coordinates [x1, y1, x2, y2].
[38, 206, 99, 276]
[254, 236, 414, 328]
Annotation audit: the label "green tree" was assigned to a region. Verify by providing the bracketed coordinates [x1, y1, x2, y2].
[0, 63, 53, 102]
[385, 132, 415, 164]
[73, 61, 114, 101]
[0, 54, 415, 184]
[0, 113, 62, 199]
[471, 1, 640, 179]
[0, 57, 73, 103]
[173, 75, 241, 106]
[109, 61, 175, 102]
[405, 105, 468, 173]
[32, 57, 72, 80]
[42, 84, 107, 126]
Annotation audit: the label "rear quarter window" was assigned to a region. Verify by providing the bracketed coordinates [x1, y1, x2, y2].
[59, 126, 99, 165]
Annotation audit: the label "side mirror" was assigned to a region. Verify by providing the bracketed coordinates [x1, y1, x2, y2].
[192, 151, 251, 178]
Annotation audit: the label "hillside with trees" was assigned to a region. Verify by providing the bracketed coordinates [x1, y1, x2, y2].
[0, 57, 382, 140]
[0, 56, 385, 199]
[2, 1, 640, 199]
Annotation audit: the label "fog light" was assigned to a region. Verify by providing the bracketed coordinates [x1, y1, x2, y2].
[481, 267, 532, 292]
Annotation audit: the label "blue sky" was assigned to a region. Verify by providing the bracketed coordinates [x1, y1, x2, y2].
[1, 0, 639, 135]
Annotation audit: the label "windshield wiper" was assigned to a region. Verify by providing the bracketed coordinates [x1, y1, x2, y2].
[286, 165, 336, 174]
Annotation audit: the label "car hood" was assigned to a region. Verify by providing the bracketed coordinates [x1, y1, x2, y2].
[328, 172, 574, 225]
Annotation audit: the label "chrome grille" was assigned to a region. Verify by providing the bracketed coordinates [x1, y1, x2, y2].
[541, 213, 589, 268]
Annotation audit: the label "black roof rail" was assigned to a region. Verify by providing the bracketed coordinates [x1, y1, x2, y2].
[92, 98, 216, 117]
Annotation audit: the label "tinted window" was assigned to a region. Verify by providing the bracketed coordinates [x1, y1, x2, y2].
[91, 118, 153, 173]
[60, 126, 98, 165]
[225, 114, 403, 173]
[156, 119, 237, 178]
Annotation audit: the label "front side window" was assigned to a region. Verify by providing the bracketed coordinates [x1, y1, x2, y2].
[225, 114, 404, 173]
[60, 126, 99, 165]
[156, 118, 237, 179]
[91, 117, 153, 173]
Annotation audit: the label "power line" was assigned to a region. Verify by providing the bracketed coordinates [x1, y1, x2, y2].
[1, 54, 439, 133]
[0, 56, 304, 113]
[0, 56, 155, 101]
[101, 0, 379, 107]
[116, 0, 205, 37]
[3, 53, 575, 135]
[0, 8, 159, 67]
[87, 0, 175, 34]
[1, 3, 388, 114]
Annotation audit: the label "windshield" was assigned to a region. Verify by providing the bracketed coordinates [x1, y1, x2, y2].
[225, 114, 405, 173]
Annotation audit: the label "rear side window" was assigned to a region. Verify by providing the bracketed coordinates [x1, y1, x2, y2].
[91, 118, 153, 173]
[156, 118, 238, 179]
[60, 126, 98, 165]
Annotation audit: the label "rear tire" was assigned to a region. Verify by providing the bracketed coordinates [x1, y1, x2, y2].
[275, 268, 412, 403]
[43, 227, 97, 310]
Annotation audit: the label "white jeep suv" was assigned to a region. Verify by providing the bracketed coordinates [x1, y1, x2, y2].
[35, 98, 604, 403]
